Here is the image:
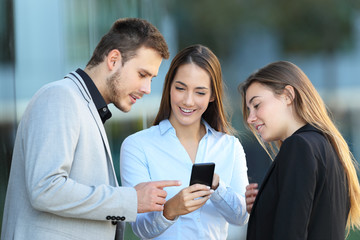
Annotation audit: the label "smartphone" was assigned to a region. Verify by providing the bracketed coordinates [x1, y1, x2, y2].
[189, 162, 215, 186]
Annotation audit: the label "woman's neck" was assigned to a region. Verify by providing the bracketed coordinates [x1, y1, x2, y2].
[169, 119, 206, 163]
[282, 118, 307, 141]
[170, 119, 205, 142]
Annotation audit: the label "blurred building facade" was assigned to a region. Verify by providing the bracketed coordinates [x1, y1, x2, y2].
[1, 0, 359, 239]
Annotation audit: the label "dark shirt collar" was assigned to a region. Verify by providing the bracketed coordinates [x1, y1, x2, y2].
[76, 68, 112, 124]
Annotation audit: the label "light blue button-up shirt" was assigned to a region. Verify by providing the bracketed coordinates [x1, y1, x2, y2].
[120, 119, 249, 240]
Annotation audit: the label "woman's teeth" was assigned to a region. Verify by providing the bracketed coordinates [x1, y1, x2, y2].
[181, 108, 194, 113]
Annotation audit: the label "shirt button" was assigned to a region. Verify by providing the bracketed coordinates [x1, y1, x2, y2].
[103, 107, 107, 112]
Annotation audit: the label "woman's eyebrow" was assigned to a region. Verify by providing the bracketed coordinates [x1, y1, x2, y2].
[249, 96, 259, 104]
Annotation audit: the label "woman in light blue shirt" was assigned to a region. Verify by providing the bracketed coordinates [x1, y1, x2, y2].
[120, 44, 249, 240]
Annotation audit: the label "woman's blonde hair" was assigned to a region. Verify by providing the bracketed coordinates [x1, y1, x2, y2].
[238, 60, 360, 231]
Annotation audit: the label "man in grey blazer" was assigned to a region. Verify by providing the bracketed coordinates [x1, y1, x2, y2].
[1, 18, 180, 240]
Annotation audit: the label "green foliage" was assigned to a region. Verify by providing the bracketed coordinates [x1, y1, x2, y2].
[347, 228, 360, 240]
[124, 223, 140, 240]
[166, 0, 246, 56]
[166, 0, 358, 57]
[273, 0, 353, 54]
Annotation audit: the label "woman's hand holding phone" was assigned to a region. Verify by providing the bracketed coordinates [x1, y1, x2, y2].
[163, 184, 214, 220]
[163, 163, 217, 220]
[211, 173, 219, 190]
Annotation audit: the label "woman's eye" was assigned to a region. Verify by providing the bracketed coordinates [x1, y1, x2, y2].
[175, 86, 185, 91]
[197, 92, 206, 96]
[254, 103, 260, 109]
[139, 72, 146, 78]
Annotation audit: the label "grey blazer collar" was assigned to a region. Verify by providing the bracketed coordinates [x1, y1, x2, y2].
[65, 71, 118, 186]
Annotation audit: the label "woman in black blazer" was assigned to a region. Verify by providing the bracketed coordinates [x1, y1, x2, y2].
[238, 61, 360, 240]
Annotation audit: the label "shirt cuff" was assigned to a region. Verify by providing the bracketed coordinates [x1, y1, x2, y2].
[155, 211, 178, 228]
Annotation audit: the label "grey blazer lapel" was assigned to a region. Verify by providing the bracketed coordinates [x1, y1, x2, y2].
[65, 71, 118, 186]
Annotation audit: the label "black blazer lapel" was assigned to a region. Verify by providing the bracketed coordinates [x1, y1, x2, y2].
[250, 160, 277, 214]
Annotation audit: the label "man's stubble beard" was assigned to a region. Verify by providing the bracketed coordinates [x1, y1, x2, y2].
[106, 69, 130, 113]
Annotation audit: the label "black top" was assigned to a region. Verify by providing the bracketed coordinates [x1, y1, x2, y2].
[75, 68, 112, 124]
[247, 124, 350, 240]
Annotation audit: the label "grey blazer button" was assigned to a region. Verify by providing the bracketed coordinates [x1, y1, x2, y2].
[106, 216, 111, 220]
[116, 216, 121, 220]
[111, 216, 116, 220]
[112, 221, 117, 225]
[120, 216, 125, 221]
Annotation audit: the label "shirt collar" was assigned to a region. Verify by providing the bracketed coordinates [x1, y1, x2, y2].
[159, 119, 217, 136]
[75, 68, 112, 124]
[202, 120, 217, 135]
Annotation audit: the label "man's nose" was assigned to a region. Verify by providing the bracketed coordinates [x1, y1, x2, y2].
[140, 78, 151, 95]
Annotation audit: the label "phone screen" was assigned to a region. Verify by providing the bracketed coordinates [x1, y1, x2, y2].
[189, 162, 215, 186]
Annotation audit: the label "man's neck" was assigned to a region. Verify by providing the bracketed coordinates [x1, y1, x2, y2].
[84, 65, 109, 104]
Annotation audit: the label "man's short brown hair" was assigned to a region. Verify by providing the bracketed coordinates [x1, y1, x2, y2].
[87, 18, 169, 68]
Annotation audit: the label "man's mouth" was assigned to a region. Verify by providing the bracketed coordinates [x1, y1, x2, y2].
[130, 94, 141, 103]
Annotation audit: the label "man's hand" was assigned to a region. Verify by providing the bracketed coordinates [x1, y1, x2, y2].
[134, 180, 181, 213]
[245, 183, 258, 214]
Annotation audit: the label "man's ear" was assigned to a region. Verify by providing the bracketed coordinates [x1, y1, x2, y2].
[284, 85, 295, 104]
[106, 49, 122, 71]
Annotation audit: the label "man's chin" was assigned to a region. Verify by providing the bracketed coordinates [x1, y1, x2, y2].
[115, 103, 132, 113]
[120, 107, 131, 113]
